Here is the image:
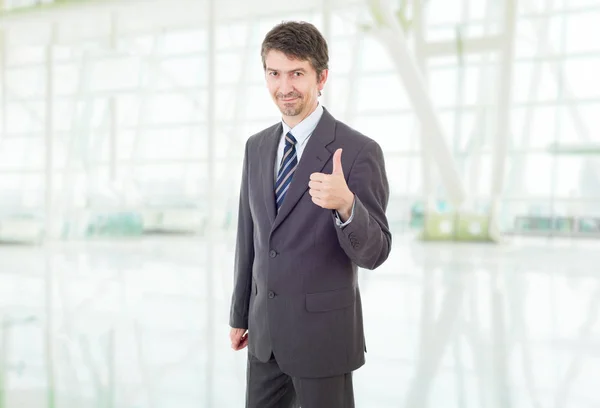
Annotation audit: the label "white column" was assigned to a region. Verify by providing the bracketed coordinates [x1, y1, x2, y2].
[205, 1, 216, 407]
[206, 4, 216, 241]
[43, 23, 58, 407]
[0, 29, 6, 141]
[109, 12, 118, 183]
[490, 0, 517, 215]
[322, 0, 332, 108]
[0, 316, 7, 407]
[412, 0, 435, 213]
[44, 24, 57, 240]
[368, 0, 466, 207]
[44, 252, 56, 408]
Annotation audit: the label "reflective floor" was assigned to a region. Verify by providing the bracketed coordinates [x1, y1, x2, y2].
[0, 234, 599, 407]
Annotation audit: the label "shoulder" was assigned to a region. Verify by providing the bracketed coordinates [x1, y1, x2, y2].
[244, 122, 280, 151]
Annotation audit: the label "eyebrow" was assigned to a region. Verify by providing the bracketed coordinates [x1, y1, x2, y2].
[266, 67, 307, 73]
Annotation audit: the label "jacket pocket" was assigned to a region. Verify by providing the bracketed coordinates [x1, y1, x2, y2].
[306, 287, 355, 312]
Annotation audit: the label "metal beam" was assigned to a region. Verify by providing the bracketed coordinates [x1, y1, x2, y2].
[423, 35, 505, 58]
[465, 0, 496, 199]
[520, 0, 600, 189]
[129, 31, 164, 184]
[0, 0, 125, 18]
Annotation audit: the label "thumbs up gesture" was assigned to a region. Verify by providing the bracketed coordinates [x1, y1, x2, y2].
[309, 148, 355, 220]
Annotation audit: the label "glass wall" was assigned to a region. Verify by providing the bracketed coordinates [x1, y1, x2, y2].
[0, 0, 598, 241]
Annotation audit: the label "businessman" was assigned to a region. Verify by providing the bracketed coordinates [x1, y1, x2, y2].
[229, 21, 392, 408]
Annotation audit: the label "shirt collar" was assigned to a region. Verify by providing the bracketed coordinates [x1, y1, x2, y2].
[281, 103, 324, 145]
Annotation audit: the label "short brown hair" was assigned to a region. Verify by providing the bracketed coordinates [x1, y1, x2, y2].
[261, 21, 329, 80]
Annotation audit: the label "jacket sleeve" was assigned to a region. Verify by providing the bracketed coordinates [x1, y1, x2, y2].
[332, 139, 392, 270]
[229, 140, 254, 329]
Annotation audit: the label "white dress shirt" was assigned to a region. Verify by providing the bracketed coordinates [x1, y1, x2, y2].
[274, 103, 354, 227]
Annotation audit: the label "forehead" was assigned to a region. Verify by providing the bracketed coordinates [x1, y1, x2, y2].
[264, 50, 314, 71]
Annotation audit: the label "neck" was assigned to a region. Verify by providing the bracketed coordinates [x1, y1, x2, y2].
[283, 101, 319, 128]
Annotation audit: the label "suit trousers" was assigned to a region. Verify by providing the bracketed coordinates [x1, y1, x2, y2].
[246, 351, 355, 408]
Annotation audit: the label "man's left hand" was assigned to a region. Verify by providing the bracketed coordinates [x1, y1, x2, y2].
[309, 148, 355, 221]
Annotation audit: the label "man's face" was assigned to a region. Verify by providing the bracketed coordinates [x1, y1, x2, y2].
[264, 50, 327, 122]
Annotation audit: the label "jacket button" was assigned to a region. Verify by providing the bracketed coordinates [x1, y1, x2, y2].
[269, 250, 277, 258]
[268, 291, 275, 299]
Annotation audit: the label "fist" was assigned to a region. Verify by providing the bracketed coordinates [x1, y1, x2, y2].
[230, 327, 248, 351]
[309, 148, 354, 219]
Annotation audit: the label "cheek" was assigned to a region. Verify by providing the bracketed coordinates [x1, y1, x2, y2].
[266, 79, 278, 92]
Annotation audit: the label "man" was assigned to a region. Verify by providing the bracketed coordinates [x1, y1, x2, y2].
[229, 21, 392, 408]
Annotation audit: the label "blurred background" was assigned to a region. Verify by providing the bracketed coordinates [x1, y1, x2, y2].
[0, 0, 599, 406]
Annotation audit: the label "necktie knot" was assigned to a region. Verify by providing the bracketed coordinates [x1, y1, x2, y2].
[285, 132, 297, 146]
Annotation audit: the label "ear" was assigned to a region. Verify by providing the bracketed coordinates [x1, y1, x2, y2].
[317, 69, 329, 92]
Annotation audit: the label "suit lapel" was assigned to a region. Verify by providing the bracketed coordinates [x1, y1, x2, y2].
[261, 123, 282, 226]
[271, 108, 337, 233]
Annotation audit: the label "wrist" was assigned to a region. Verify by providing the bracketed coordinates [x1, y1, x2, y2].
[338, 192, 354, 221]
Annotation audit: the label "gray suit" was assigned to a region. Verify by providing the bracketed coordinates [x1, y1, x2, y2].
[230, 107, 391, 403]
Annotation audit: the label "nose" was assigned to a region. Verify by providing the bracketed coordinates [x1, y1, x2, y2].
[279, 75, 294, 95]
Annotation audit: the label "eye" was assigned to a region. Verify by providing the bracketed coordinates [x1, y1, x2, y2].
[293, 72, 303, 77]
[269, 71, 278, 76]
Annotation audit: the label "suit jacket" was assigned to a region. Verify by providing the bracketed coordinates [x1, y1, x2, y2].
[229, 107, 391, 378]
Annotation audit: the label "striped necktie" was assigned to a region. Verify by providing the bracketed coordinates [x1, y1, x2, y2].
[275, 132, 298, 212]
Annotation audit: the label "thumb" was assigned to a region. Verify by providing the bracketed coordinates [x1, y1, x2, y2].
[332, 148, 343, 175]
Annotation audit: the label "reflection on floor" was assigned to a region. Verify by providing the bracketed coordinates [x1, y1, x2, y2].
[0, 234, 599, 407]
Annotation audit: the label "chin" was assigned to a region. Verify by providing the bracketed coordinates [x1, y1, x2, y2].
[280, 109, 299, 117]
[279, 104, 303, 117]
